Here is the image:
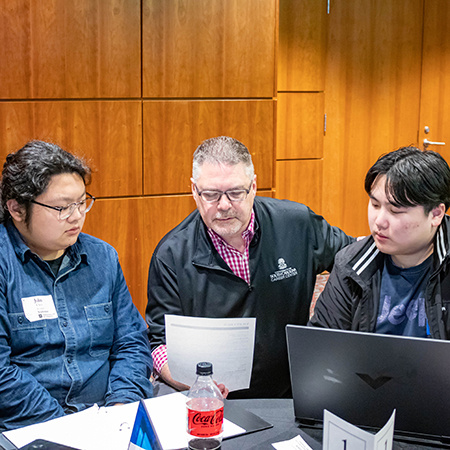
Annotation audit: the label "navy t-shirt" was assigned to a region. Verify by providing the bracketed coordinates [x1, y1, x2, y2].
[376, 255, 432, 337]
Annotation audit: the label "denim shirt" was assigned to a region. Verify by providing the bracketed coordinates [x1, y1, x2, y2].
[0, 221, 153, 431]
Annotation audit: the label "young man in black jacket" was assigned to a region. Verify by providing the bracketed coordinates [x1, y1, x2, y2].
[146, 136, 353, 399]
[310, 146, 450, 339]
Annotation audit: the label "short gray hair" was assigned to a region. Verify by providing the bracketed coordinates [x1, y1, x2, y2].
[192, 136, 254, 182]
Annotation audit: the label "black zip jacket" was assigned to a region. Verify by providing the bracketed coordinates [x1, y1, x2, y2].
[146, 196, 353, 398]
[310, 215, 450, 339]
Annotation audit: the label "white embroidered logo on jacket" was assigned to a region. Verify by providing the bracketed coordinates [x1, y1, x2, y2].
[270, 258, 298, 282]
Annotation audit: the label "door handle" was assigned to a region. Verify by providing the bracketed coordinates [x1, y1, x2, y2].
[423, 138, 446, 146]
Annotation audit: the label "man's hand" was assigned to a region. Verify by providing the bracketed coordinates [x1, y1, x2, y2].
[160, 363, 230, 398]
[215, 381, 229, 398]
[159, 363, 190, 391]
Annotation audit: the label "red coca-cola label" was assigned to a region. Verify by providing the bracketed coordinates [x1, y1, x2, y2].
[187, 405, 224, 437]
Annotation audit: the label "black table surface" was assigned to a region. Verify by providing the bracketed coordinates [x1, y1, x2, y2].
[1, 396, 448, 449]
[222, 398, 450, 450]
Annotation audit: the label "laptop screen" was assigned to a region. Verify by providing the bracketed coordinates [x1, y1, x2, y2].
[286, 325, 450, 445]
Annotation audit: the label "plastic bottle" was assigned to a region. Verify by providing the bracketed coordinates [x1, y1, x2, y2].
[186, 362, 224, 450]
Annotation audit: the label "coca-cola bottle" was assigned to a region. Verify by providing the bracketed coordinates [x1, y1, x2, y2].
[186, 362, 224, 450]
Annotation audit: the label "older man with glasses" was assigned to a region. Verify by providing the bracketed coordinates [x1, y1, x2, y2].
[0, 141, 152, 431]
[146, 136, 354, 399]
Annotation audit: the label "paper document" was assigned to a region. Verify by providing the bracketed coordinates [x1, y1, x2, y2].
[4, 402, 139, 450]
[144, 392, 245, 449]
[3, 393, 245, 450]
[166, 315, 256, 391]
[272, 435, 313, 449]
[323, 409, 396, 450]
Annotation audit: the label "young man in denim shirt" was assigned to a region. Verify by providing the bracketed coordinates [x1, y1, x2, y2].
[0, 141, 152, 431]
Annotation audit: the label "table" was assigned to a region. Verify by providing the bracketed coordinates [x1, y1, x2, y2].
[1, 397, 449, 449]
[222, 398, 450, 450]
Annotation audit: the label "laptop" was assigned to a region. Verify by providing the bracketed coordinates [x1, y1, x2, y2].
[286, 325, 450, 445]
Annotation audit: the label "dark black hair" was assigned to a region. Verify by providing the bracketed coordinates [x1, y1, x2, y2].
[0, 140, 91, 224]
[365, 146, 450, 214]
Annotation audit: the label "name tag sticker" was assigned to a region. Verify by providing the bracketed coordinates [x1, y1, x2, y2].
[21, 295, 58, 322]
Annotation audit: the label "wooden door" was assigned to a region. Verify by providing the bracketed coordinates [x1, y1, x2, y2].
[419, 0, 450, 160]
[322, 0, 423, 237]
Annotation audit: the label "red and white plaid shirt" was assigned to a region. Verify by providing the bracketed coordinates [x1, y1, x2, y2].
[151, 212, 256, 373]
[207, 211, 255, 284]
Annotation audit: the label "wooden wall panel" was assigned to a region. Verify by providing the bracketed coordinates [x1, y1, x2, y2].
[0, 0, 140, 99]
[256, 191, 274, 199]
[143, 100, 274, 194]
[0, 101, 142, 197]
[322, 0, 423, 237]
[275, 160, 322, 214]
[277, 93, 324, 159]
[276, 0, 326, 215]
[1, 0, 279, 315]
[278, 0, 327, 91]
[142, 0, 277, 98]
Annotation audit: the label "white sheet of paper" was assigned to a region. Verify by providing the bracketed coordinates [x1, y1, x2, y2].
[166, 315, 256, 391]
[272, 434, 313, 450]
[144, 392, 245, 449]
[3, 403, 138, 450]
[4, 393, 245, 450]
[323, 409, 396, 450]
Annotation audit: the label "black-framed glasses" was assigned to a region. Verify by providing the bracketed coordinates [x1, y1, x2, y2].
[194, 181, 253, 203]
[31, 193, 96, 220]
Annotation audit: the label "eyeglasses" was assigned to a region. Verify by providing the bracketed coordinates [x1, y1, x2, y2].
[31, 193, 96, 220]
[194, 181, 253, 203]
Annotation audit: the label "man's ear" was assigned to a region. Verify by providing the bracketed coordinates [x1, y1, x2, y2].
[6, 199, 26, 222]
[431, 203, 446, 227]
[252, 174, 257, 193]
[191, 179, 198, 200]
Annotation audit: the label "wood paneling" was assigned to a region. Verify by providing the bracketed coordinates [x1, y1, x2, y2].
[322, 0, 423, 236]
[419, 0, 450, 160]
[0, 101, 142, 197]
[0, 1, 279, 315]
[0, 0, 140, 99]
[83, 196, 197, 317]
[256, 190, 273, 199]
[143, 100, 274, 194]
[275, 159, 322, 214]
[277, 93, 324, 159]
[278, 0, 327, 91]
[142, 0, 277, 98]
